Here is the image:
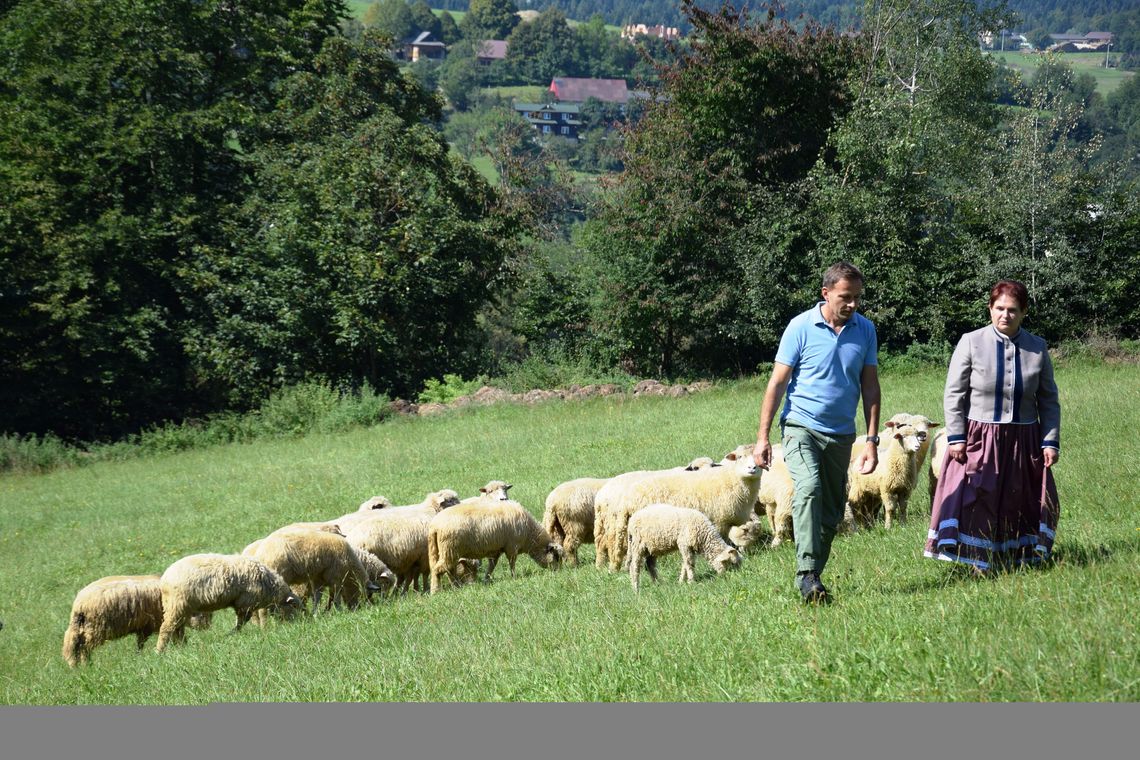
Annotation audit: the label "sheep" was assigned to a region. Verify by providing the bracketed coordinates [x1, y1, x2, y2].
[358, 495, 393, 512]
[927, 429, 948, 507]
[627, 504, 743, 591]
[155, 554, 299, 652]
[857, 414, 940, 469]
[542, 476, 609, 567]
[62, 575, 212, 667]
[727, 517, 767, 553]
[330, 489, 460, 533]
[244, 529, 376, 618]
[600, 453, 762, 572]
[846, 424, 924, 530]
[427, 500, 563, 593]
[461, 480, 512, 504]
[270, 521, 345, 538]
[592, 457, 720, 570]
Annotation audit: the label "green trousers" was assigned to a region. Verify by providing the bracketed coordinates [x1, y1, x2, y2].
[782, 420, 855, 576]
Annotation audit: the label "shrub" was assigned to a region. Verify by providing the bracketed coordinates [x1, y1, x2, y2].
[417, 374, 484, 405]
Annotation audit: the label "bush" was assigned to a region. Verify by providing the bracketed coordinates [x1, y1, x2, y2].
[417, 374, 484, 405]
[491, 354, 636, 394]
[877, 340, 953, 374]
[0, 434, 82, 474]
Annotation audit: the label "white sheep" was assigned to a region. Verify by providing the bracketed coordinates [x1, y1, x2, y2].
[600, 453, 762, 572]
[427, 500, 563, 593]
[627, 504, 743, 591]
[857, 413, 940, 469]
[846, 424, 924, 530]
[592, 457, 718, 570]
[461, 480, 512, 504]
[330, 489, 460, 534]
[156, 554, 299, 652]
[727, 517, 767, 553]
[927, 429, 948, 507]
[542, 476, 609, 567]
[244, 529, 375, 617]
[358, 495, 393, 512]
[62, 575, 212, 667]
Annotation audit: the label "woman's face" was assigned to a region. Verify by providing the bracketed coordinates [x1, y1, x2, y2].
[990, 294, 1026, 336]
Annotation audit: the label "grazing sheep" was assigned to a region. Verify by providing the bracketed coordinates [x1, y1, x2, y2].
[358, 495, 393, 512]
[542, 477, 609, 567]
[62, 575, 212, 667]
[461, 481, 512, 504]
[846, 425, 924, 530]
[271, 521, 345, 538]
[331, 489, 460, 534]
[627, 504, 743, 592]
[156, 554, 299, 652]
[600, 453, 762, 572]
[727, 517, 767, 553]
[342, 503, 444, 594]
[245, 529, 375, 617]
[428, 501, 563, 593]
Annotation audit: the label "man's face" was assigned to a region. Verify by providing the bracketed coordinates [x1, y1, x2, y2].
[821, 277, 863, 324]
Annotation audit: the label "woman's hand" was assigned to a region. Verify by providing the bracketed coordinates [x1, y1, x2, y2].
[1043, 448, 1059, 468]
[948, 442, 967, 464]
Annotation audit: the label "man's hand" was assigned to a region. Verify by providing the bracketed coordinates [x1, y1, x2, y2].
[855, 441, 878, 474]
[948, 442, 967, 464]
[753, 441, 773, 470]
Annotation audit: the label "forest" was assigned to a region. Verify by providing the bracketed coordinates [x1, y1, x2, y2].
[2, 0, 1138, 445]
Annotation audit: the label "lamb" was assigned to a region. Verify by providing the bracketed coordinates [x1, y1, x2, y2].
[358, 495, 393, 511]
[599, 453, 762, 571]
[846, 424, 924, 530]
[627, 504, 743, 591]
[727, 517, 767, 553]
[857, 414, 940, 468]
[427, 500, 563, 593]
[155, 554, 299, 652]
[62, 575, 212, 666]
[542, 476, 609, 567]
[244, 529, 376, 617]
[461, 481, 512, 503]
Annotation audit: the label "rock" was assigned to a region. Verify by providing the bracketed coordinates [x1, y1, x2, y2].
[389, 399, 419, 416]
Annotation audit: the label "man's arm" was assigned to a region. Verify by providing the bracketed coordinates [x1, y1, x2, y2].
[754, 362, 794, 470]
[854, 364, 881, 475]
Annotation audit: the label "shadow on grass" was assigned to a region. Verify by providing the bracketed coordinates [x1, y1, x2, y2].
[894, 536, 1138, 594]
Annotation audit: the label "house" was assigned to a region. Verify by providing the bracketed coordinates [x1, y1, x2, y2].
[477, 40, 508, 66]
[621, 23, 681, 41]
[512, 102, 583, 140]
[548, 77, 629, 105]
[1046, 31, 1113, 53]
[400, 31, 446, 63]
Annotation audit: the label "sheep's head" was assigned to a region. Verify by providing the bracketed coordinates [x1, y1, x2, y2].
[720, 443, 754, 465]
[725, 452, 761, 480]
[892, 425, 923, 454]
[188, 612, 213, 631]
[478, 481, 512, 501]
[728, 520, 766, 552]
[712, 547, 743, 573]
[542, 542, 564, 569]
[454, 558, 482, 585]
[684, 456, 716, 471]
[358, 495, 392, 512]
[319, 523, 346, 537]
[428, 489, 462, 512]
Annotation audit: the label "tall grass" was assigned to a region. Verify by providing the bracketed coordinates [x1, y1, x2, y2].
[1, 365, 1137, 702]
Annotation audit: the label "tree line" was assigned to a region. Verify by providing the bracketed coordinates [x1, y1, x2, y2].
[3, 0, 1139, 444]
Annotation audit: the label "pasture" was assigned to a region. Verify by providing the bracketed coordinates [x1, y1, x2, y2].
[988, 51, 1135, 95]
[1, 363, 1137, 703]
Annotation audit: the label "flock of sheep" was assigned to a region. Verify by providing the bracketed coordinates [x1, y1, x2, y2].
[62, 412, 944, 667]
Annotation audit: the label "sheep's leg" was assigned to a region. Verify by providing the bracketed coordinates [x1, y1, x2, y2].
[429, 567, 443, 594]
[507, 551, 518, 577]
[883, 493, 897, 530]
[897, 493, 909, 525]
[679, 546, 695, 583]
[135, 631, 150, 650]
[563, 535, 581, 568]
[645, 554, 659, 583]
[156, 608, 188, 653]
[764, 504, 777, 535]
[629, 539, 643, 592]
[231, 608, 253, 633]
[485, 553, 500, 581]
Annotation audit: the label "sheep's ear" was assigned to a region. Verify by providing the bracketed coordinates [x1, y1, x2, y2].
[885, 420, 897, 428]
[504, 483, 513, 491]
[724, 452, 739, 462]
[929, 421, 941, 428]
[479, 486, 489, 494]
[894, 431, 904, 439]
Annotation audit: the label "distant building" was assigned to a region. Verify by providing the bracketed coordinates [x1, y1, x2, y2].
[400, 31, 446, 63]
[549, 77, 629, 104]
[513, 102, 583, 140]
[1046, 31, 1113, 53]
[477, 40, 508, 66]
[621, 23, 681, 41]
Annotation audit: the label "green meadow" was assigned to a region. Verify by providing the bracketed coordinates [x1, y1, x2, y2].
[1, 363, 1138, 703]
[988, 51, 1135, 95]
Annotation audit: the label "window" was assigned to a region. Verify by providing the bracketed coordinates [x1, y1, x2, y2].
[543, 112, 551, 120]
[542, 125, 551, 134]
[560, 126, 569, 135]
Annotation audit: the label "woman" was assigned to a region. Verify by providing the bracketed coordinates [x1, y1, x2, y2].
[925, 280, 1061, 573]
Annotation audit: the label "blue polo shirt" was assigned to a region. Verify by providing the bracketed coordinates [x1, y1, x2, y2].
[775, 303, 878, 435]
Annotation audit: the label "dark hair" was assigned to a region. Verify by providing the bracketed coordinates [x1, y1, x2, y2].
[989, 279, 1029, 310]
[822, 261, 864, 289]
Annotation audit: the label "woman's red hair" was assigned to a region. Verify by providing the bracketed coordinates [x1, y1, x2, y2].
[989, 280, 1028, 310]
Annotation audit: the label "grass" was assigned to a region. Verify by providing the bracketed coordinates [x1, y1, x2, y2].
[987, 51, 1136, 95]
[1, 364, 1138, 702]
[481, 85, 549, 101]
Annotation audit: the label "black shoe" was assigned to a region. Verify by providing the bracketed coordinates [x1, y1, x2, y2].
[798, 572, 832, 605]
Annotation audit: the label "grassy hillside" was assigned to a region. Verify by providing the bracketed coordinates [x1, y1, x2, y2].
[1, 364, 1138, 702]
[988, 51, 1135, 95]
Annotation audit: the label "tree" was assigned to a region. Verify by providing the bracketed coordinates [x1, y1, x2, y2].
[439, 39, 484, 111]
[0, 0, 348, 439]
[505, 8, 581, 83]
[461, 0, 519, 41]
[437, 10, 462, 45]
[363, 0, 415, 41]
[409, 0, 441, 38]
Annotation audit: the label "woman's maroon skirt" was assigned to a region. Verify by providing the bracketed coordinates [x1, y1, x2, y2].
[925, 420, 1060, 570]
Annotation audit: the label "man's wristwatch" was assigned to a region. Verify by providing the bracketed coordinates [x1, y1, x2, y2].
[866, 435, 880, 445]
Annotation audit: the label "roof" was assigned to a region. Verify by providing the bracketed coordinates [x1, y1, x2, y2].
[549, 77, 629, 104]
[477, 40, 508, 60]
[513, 102, 581, 114]
[409, 31, 445, 48]
[1085, 31, 1114, 41]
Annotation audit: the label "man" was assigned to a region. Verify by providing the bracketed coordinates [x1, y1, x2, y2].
[754, 262, 881, 604]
